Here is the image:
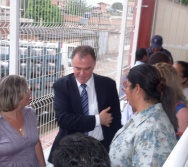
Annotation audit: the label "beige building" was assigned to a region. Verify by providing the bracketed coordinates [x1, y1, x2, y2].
[51, 0, 65, 8]
[97, 2, 110, 11]
[0, 0, 10, 6]
[152, 0, 188, 61]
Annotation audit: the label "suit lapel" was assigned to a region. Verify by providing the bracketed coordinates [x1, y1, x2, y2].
[70, 75, 83, 114]
[93, 74, 103, 113]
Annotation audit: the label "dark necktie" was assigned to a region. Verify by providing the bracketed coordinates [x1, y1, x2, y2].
[80, 84, 89, 116]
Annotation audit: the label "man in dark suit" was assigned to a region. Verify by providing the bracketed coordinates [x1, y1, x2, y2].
[48, 45, 122, 163]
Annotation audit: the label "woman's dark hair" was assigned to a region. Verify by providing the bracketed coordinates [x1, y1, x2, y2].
[127, 64, 178, 130]
[175, 61, 188, 83]
[149, 51, 171, 65]
[135, 48, 147, 61]
[52, 133, 111, 167]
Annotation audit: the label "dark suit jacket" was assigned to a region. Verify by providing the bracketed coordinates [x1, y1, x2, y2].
[48, 73, 122, 163]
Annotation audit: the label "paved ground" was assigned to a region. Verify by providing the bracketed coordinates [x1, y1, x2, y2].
[44, 147, 54, 167]
[41, 128, 58, 166]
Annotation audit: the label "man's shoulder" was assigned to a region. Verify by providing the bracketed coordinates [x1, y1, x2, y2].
[93, 73, 115, 83]
[161, 47, 171, 55]
[54, 73, 74, 86]
[161, 47, 173, 63]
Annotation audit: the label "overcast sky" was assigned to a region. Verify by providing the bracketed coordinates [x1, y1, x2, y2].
[87, 0, 123, 6]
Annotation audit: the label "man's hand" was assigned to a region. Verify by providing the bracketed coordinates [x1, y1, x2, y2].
[99, 107, 113, 127]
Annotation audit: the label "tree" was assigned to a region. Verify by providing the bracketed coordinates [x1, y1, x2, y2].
[112, 2, 123, 11]
[20, 0, 28, 17]
[25, 0, 62, 26]
[181, 0, 188, 5]
[65, 0, 92, 16]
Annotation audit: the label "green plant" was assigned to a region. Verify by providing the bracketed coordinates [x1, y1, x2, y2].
[112, 2, 123, 11]
[65, 0, 92, 16]
[25, 0, 63, 26]
[181, 0, 188, 5]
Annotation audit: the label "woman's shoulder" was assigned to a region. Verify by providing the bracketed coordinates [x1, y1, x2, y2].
[24, 105, 35, 111]
[139, 104, 173, 129]
[176, 106, 188, 118]
[176, 101, 187, 113]
[23, 106, 36, 117]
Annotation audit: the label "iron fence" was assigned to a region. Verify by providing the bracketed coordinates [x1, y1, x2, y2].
[0, 0, 135, 152]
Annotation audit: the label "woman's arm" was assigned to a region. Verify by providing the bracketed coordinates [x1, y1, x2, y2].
[35, 140, 46, 167]
[176, 107, 188, 134]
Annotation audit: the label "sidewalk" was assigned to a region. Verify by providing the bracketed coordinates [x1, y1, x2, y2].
[44, 147, 54, 167]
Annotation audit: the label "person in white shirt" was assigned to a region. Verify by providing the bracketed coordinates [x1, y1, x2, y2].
[121, 48, 148, 125]
[134, 48, 148, 66]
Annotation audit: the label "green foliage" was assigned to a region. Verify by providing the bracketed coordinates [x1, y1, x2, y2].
[25, 0, 63, 26]
[181, 0, 188, 5]
[65, 0, 92, 16]
[112, 2, 123, 10]
[20, 0, 28, 17]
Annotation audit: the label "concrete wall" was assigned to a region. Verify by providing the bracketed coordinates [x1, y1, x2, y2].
[108, 32, 120, 55]
[152, 0, 188, 61]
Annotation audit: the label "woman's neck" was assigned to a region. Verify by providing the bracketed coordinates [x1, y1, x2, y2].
[136, 101, 156, 113]
[1, 108, 22, 120]
[1, 108, 24, 136]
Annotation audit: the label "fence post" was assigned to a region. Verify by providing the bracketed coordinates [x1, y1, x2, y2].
[116, 0, 129, 95]
[9, 0, 19, 74]
[130, 0, 143, 67]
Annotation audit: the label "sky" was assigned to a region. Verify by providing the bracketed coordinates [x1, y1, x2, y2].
[87, 0, 123, 6]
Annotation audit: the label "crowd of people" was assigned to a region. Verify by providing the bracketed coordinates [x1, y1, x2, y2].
[0, 34, 188, 167]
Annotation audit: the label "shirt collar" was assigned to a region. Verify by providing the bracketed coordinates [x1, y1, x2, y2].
[133, 103, 162, 128]
[134, 61, 144, 66]
[76, 74, 94, 88]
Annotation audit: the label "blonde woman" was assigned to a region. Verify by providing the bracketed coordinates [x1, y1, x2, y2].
[155, 63, 188, 136]
[0, 75, 45, 167]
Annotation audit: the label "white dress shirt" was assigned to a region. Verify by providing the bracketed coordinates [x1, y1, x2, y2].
[76, 75, 104, 141]
[134, 61, 144, 66]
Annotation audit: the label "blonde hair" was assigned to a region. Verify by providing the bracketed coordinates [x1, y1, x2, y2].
[0, 75, 28, 112]
[155, 63, 187, 103]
